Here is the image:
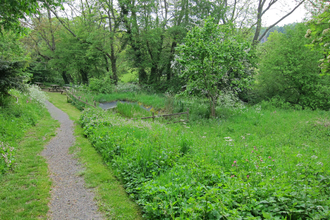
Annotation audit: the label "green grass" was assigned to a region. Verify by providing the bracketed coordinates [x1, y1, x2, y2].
[47, 92, 142, 219]
[116, 102, 152, 118]
[80, 105, 330, 219]
[0, 111, 58, 219]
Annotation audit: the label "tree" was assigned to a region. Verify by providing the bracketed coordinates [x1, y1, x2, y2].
[306, 5, 330, 75]
[175, 18, 256, 117]
[0, 0, 62, 33]
[256, 23, 330, 109]
[0, 29, 30, 98]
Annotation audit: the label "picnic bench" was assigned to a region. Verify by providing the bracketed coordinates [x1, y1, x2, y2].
[48, 84, 63, 93]
[35, 82, 43, 88]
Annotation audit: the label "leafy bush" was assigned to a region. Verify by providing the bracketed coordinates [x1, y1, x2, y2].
[0, 60, 28, 98]
[89, 77, 114, 94]
[255, 23, 330, 110]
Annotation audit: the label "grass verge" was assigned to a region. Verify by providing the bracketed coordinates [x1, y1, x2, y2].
[47, 92, 142, 219]
[0, 112, 59, 219]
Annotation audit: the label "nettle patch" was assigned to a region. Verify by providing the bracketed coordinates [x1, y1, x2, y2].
[80, 108, 330, 219]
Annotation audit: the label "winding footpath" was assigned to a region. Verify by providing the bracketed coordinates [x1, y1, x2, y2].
[42, 100, 103, 219]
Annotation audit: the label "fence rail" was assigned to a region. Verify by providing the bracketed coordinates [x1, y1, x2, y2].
[65, 89, 97, 109]
[137, 109, 189, 124]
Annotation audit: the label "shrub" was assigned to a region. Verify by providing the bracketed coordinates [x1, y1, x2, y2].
[89, 77, 114, 94]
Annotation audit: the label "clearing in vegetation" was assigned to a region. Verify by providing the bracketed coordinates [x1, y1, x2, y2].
[78, 95, 330, 219]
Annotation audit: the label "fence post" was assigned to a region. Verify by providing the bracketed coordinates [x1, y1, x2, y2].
[152, 112, 155, 122]
[79, 96, 81, 100]
[94, 100, 96, 107]
[86, 98, 88, 103]
[187, 108, 189, 122]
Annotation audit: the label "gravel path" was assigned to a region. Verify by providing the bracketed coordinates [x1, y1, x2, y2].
[42, 100, 103, 220]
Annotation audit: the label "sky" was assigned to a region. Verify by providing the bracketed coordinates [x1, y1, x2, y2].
[263, 1, 309, 27]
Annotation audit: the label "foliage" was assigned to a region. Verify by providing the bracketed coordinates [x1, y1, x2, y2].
[256, 23, 330, 110]
[116, 102, 152, 118]
[80, 105, 330, 219]
[0, 89, 46, 175]
[0, 60, 29, 97]
[0, 0, 62, 33]
[120, 70, 139, 83]
[0, 29, 31, 99]
[306, 5, 330, 75]
[89, 77, 114, 94]
[175, 18, 256, 117]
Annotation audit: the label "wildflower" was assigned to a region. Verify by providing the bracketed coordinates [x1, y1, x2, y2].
[251, 150, 254, 153]
[247, 175, 249, 179]
[26, 100, 29, 103]
[311, 155, 318, 159]
[317, 162, 323, 166]
[272, 159, 275, 162]
[246, 159, 248, 162]
[241, 136, 245, 139]
[202, 136, 206, 138]
[268, 156, 271, 159]
[231, 175, 235, 178]
[297, 154, 302, 157]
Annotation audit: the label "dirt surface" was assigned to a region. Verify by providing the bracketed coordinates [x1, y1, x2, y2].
[42, 100, 103, 220]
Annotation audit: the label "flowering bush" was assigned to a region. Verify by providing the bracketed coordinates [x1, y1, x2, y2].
[27, 84, 48, 107]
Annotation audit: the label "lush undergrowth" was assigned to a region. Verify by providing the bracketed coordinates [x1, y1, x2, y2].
[0, 87, 47, 174]
[0, 87, 57, 219]
[80, 106, 330, 219]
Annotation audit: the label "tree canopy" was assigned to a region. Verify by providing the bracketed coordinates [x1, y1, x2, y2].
[175, 18, 256, 117]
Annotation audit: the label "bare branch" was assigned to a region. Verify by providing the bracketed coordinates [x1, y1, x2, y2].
[257, 0, 305, 42]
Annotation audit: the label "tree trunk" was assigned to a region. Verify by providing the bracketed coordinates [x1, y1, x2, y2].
[80, 69, 89, 84]
[148, 65, 158, 84]
[167, 41, 177, 81]
[209, 96, 216, 118]
[61, 71, 69, 84]
[139, 68, 148, 84]
[110, 43, 118, 84]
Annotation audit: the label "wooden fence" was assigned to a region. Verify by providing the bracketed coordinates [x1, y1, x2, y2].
[137, 109, 189, 124]
[65, 89, 97, 109]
